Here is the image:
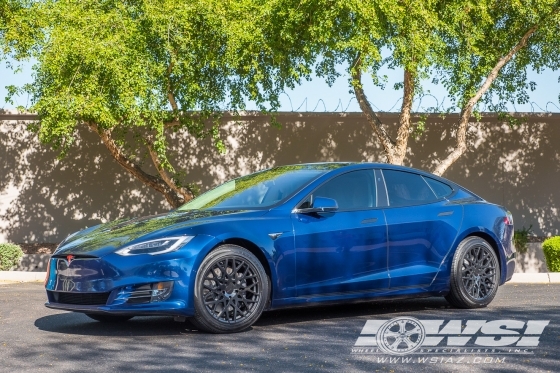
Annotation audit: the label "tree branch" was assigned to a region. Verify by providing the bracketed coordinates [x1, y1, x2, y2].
[351, 55, 396, 163]
[167, 61, 179, 111]
[146, 141, 194, 204]
[87, 122, 183, 207]
[433, 23, 540, 176]
[393, 68, 414, 165]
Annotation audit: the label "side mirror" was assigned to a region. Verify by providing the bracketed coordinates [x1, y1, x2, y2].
[295, 197, 339, 214]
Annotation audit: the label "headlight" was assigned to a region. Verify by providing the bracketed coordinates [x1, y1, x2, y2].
[115, 236, 194, 256]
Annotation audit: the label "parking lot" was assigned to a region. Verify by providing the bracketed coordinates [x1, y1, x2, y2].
[0, 282, 558, 373]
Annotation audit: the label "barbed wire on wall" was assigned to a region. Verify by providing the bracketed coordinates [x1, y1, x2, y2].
[3, 93, 560, 118]
[277, 92, 560, 114]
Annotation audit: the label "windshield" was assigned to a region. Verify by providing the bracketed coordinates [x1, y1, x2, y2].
[178, 165, 336, 210]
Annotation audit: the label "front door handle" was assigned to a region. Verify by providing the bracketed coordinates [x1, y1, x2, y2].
[361, 217, 378, 224]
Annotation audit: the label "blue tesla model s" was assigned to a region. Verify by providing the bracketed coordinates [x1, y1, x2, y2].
[45, 163, 515, 333]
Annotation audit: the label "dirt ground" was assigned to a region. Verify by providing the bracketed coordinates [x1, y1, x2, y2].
[17, 243, 59, 255]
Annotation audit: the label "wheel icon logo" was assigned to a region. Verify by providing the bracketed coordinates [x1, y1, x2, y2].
[376, 317, 426, 355]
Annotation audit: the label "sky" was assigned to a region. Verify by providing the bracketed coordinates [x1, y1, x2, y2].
[1, 58, 559, 113]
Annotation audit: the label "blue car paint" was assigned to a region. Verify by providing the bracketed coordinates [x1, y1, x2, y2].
[292, 208, 389, 296]
[45, 163, 516, 317]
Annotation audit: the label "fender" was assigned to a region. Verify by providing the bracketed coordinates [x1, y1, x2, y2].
[442, 227, 508, 286]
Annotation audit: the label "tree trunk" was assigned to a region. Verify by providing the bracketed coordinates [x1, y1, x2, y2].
[433, 24, 540, 176]
[351, 56, 418, 166]
[351, 56, 396, 163]
[393, 69, 415, 165]
[87, 122, 187, 208]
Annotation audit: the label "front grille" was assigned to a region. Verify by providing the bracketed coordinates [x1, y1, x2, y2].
[49, 291, 110, 306]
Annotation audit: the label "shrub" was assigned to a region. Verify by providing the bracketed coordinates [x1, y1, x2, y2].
[542, 237, 560, 272]
[0, 243, 24, 271]
[513, 225, 532, 254]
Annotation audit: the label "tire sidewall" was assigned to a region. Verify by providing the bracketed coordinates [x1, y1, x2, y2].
[192, 245, 269, 333]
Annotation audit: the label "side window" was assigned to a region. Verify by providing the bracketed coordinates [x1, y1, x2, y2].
[311, 170, 376, 210]
[382, 170, 437, 207]
[423, 177, 453, 198]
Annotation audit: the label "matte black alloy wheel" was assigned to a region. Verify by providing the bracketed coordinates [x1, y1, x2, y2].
[446, 237, 500, 309]
[461, 244, 497, 300]
[191, 245, 269, 333]
[202, 256, 262, 323]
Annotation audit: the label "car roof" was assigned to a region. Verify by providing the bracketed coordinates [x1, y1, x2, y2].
[286, 162, 439, 178]
[283, 162, 466, 191]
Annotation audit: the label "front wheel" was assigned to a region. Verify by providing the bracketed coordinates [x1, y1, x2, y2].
[445, 237, 500, 309]
[190, 245, 269, 333]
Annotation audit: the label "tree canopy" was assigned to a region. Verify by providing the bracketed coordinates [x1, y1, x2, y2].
[247, 0, 560, 175]
[4, 0, 297, 207]
[3, 0, 560, 208]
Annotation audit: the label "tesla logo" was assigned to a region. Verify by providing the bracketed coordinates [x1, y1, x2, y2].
[66, 255, 75, 265]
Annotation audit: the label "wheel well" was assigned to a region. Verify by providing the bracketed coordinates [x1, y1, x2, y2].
[219, 238, 273, 299]
[466, 232, 502, 273]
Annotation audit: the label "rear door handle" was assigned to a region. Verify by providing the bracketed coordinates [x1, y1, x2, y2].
[438, 211, 454, 216]
[361, 217, 378, 224]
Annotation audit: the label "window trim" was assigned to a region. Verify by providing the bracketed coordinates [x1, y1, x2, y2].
[374, 169, 389, 207]
[422, 176, 454, 199]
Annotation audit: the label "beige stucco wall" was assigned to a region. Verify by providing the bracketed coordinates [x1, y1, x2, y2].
[0, 112, 558, 242]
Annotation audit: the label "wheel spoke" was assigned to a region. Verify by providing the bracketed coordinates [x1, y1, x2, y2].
[389, 338, 403, 350]
[406, 326, 421, 336]
[460, 244, 498, 301]
[402, 337, 414, 349]
[384, 331, 401, 338]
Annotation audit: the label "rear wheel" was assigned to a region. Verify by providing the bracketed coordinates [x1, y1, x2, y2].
[190, 245, 269, 333]
[445, 237, 500, 308]
[85, 314, 134, 323]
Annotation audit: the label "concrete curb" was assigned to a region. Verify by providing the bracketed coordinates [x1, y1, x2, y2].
[1, 271, 560, 284]
[0, 271, 46, 283]
[509, 273, 560, 284]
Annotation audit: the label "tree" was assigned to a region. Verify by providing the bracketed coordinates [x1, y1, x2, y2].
[1, 0, 41, 69]
[1, 0, 22, 59]
[251, 0, 560, 175]
[432, 0, 560, 175]
[5, 0, 288, 208]
[236, 0, 444, 167]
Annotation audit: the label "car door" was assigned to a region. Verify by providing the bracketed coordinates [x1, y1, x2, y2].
[292, 169, 389, 297]
[380, 169, 463, 289]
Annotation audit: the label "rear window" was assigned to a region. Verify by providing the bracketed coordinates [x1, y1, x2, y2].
[423, 177, 453, 198]
[382, 170, 438, 207]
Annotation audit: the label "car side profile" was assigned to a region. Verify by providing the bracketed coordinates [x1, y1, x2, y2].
[45, 163, 516, 333]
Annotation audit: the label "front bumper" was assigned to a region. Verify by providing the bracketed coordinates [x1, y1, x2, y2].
[43, 235, 219, 317]
[45, 299, 191, 316]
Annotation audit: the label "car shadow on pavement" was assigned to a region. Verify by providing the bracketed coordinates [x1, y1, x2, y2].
[256, 296, 451, 327]
[34, 313, 189, 336]
[34, 296, 451, 337]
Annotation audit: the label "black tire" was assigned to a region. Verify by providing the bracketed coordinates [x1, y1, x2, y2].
[445, 236, 500, 309]
[85, 313, 134, 323]
[190, 245, 269, 333]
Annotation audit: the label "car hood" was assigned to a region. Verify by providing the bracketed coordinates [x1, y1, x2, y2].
[53, 209, 266, 257]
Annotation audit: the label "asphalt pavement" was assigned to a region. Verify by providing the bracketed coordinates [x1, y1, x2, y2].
[0, 282, 558, 373]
